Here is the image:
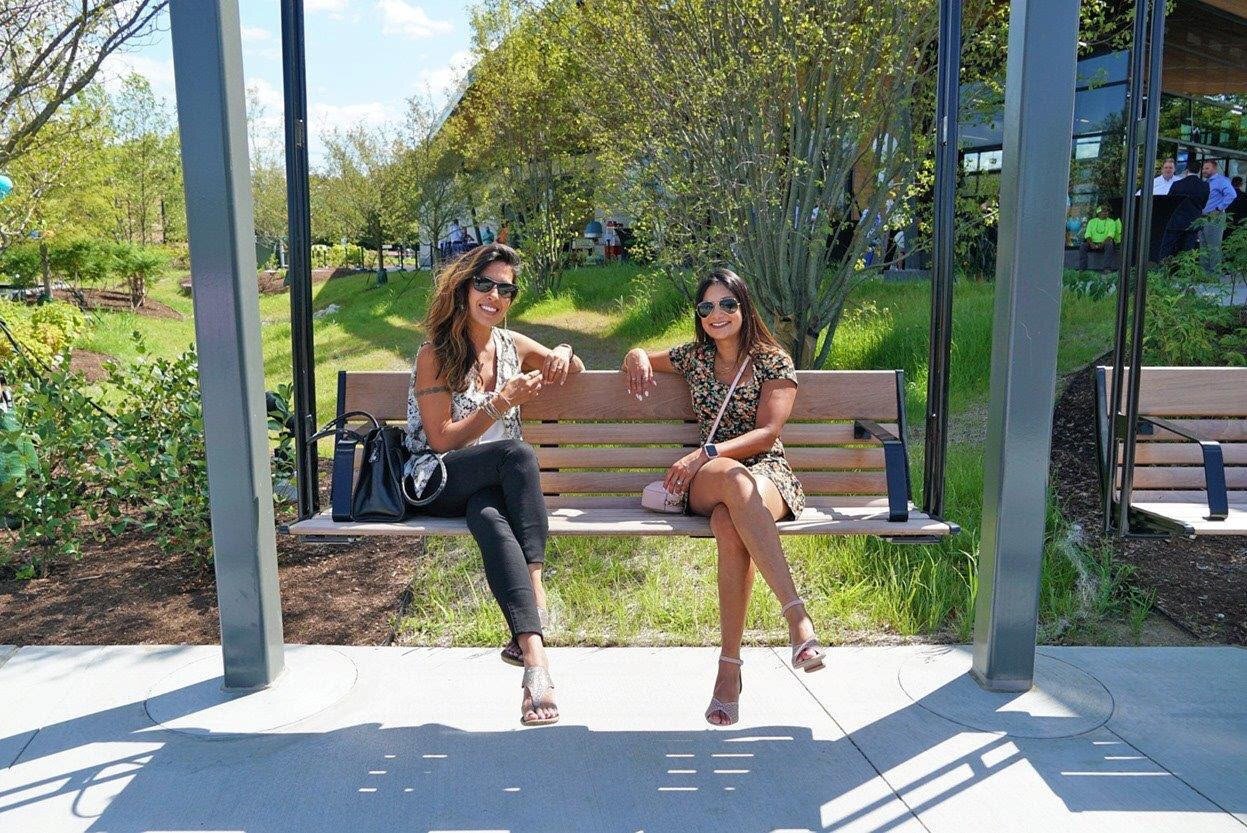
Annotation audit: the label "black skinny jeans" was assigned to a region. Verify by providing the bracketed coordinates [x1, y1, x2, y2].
[418, 439, 548, 638]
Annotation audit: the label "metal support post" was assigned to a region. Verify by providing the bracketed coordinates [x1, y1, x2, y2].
[281, 0, 319, 521]
[1116, 0, 1166, 537]
[169, 0, 285, 689]
[971, 0, 1080, 692]
[923, 0, 962, 519]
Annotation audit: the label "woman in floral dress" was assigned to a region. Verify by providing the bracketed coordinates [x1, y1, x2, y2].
[621, 268, 826, 726]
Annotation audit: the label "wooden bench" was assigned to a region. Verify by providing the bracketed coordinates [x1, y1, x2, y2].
[1095, 366, 1247, 537]
[289, 370, 958, 540]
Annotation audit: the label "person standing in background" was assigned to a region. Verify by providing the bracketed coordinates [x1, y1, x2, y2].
[1229, 176, 1246, 230]
[1159, 157, 1211, 260]
[1153, 158, 1177, 195]
[1200, 160, 1236, 276]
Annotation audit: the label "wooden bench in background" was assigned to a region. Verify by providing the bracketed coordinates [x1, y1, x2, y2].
[289, 370, 958, 541]
[1096, 366, 1247, 537]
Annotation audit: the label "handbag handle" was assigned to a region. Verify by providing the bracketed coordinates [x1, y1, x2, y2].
[705, 356, 751, 444]
[309, 410, 382, 443]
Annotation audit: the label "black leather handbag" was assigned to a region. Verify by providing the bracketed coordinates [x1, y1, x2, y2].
[312, 411, 409, 522]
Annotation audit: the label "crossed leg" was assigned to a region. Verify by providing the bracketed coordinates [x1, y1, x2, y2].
[688, 458, 820, 724]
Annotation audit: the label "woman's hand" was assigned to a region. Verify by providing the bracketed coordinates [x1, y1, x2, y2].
[663, 448, 706, 497]
[622, 348, 657, 400]
[499, 369, 545, 407]
[542, 344, 574, 386]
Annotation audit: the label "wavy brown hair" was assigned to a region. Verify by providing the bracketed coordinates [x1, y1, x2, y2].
[423, 243, 522, 392]
[693, 267, 783, 359]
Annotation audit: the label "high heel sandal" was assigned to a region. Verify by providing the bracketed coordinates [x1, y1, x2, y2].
[520, 665, 559, 727]
[782, 599, 826, 673]
[704, 656, 743, 726]
[501, 607, 549, 667]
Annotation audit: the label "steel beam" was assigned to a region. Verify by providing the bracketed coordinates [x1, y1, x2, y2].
[971, 0, 1080, 692]
[922, 0, 963, 519]
[281, 0, 319, 521]
[169, 0, 285, 689]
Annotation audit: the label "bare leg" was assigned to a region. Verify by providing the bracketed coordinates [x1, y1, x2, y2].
[529, 564, 546, 610]
[707, 505, 753, 725]
[689, 459, 817, 658]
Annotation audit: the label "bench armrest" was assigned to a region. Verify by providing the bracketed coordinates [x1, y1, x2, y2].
[1136, 416, 1229, 521]
[853, 420, 909, 523]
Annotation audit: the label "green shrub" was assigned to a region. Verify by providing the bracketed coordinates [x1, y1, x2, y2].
[46, 237, 117, 287]
[112, 243, 169, 307]
[0, 300, 87, 364]
[1143, 251, 1239, 366]
[0, 243, 43, 288]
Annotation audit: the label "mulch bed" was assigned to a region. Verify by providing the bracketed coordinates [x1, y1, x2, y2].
[68, 349, 113, 383]
[182, 267, 366, 296]
[53, 288, 183, 320]
[1050, 363, 1246, 644]
[0, 463, 419, 646]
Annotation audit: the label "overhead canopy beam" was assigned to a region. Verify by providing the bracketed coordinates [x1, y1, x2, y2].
[971, 0, 1080, 692]
[169, 0, 285, 689]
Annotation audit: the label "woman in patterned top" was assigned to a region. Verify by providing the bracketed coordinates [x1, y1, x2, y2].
[621, 268, 826, 726]
[409, 243, 584, 726]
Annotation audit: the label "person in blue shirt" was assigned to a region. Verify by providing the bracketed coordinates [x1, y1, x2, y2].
[1200, 160, 1236, 276]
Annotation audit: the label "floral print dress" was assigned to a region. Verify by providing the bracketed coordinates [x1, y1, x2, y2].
[668, 341, 805, 518]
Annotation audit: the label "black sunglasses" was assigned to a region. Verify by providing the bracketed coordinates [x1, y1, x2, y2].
[471, 274, 519, 300]
[695, 297, 741, 318]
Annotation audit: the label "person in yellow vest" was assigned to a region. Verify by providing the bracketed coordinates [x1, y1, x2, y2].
[1077, 204, 1122, 271]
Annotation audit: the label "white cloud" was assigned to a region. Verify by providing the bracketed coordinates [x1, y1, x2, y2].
[241, 25, 271, 42]
[378, 0, 453, 40]
[305, 0, 349, 13]
[100, 53, 177, 101]
[417, 49, 474, 109]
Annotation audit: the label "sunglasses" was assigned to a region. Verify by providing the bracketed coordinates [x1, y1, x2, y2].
[695, 297, 741, 318]
[471, 274, 519, 300]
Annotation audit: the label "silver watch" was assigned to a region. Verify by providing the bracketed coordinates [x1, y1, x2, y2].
[702, 443, 719, 459]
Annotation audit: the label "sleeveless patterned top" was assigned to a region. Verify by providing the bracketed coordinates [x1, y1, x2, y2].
[403, 327, 524, 497]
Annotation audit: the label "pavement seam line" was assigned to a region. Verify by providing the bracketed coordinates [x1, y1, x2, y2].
[772, 646, 935, 833]
[1101, 723, 1247, 828]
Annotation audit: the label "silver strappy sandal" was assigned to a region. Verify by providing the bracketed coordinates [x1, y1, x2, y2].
[704, 655, 743, 726]
[782, 599, 827, 673]
[520, 665, 559, 727]
[501, 607, 549, 667]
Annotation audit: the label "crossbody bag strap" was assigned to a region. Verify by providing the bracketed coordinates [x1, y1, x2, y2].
[706, 356, 751, 444]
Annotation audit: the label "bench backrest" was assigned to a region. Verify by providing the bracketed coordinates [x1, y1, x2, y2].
[1096, 366, 1247, 504]
[336, 368, 910, 503]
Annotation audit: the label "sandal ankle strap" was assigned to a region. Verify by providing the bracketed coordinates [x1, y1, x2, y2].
[781, 598, 806, 616]
[718, 655, 743, 666]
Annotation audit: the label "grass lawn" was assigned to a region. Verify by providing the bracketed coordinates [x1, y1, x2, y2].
[75, 263, 1143, 646]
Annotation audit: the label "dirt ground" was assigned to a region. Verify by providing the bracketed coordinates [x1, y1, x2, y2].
[1049, 364, 1246, 644]
[53, 288, 183, 320]
[0, 465, 418, 646]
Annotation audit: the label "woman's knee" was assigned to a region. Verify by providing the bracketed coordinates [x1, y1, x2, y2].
[496, 438, 538, 470]
[705, 464, 757, 508]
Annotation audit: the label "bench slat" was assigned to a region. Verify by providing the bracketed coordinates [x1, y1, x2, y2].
[1129, 420, 1247, 443]
[1127, 490, 1247, 503]
[535, 446, 886, 470]
[1101, 367, 1247, 417]
[1123, 443, 1247, 465]
[539, 471, 890, 495]
[1130, 502, 1247, 536]
[289, 499, 953, 538]
[1118, 467, 1247, 490]
[522, 422, 900, 445]
[340, 370, 902, 423]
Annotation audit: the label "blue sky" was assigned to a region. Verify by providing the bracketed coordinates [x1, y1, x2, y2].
[102, 1, 476, 164]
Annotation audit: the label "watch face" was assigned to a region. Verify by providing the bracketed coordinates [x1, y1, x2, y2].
[704, 443, 718, 458]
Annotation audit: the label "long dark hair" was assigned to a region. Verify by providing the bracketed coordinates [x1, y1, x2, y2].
[693, 267, 783, 358]
[423, 243, 522, 392]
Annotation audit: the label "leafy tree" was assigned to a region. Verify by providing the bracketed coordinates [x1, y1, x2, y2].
[395, 93, 464, 270]
[583, 0, 938, 366]
[246, 84, 287, 261]
[109, 72, 182, 245]
[457, 0, 596, 295]
[321, 126, 404, 274]
[0, 0, 167, 168]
